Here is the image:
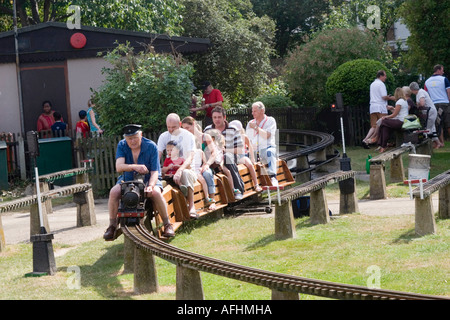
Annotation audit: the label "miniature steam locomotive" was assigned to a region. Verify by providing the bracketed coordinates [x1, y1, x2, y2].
[117, 175, 149, 226]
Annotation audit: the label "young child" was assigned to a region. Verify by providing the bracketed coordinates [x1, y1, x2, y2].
[192, 144, 217, 211]
[162, 141, 185, 180]
[229, 120, 262, 192]
[51, 111, 67, 137]
[76, 110, 90, 139]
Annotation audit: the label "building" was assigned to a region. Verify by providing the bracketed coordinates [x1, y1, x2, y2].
[0, 22, 210, 134]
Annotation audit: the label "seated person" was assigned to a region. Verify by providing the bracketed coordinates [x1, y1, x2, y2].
[246, 102, 279, 186]
[192, 145, 217, 211]
[104, 124, 174, 240]
[229, 120, 262, 192]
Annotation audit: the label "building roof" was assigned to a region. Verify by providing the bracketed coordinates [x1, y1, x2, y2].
[0, 22, 210, 64]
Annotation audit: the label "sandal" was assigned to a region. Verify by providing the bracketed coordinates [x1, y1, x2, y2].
[255, 184, 262, 192]
[206, 198, 216, 211]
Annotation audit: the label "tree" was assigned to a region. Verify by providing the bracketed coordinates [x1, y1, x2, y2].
[399, 0, 450, 75]
[181, 0, 276, 106]
[251, 0, 337, 57]
[284, 27, 391, 108]
[92, 43, 194, 135]
[0, 0, 183, 34]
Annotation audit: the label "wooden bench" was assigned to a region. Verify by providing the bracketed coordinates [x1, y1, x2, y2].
[272, 170, 357, 239]
[257, 159, 295, 188]
[411, 169, 450, 236]
[369, 140, 431, 200]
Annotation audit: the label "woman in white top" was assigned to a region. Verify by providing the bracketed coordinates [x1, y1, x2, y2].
[377, 87, 410, 153]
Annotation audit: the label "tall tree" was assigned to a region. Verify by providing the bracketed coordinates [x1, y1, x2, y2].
[399, 0, 450, 75]
[0, 0, 184, 35]
[251, 0, 338, 57]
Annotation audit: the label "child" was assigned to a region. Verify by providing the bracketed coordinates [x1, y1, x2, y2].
[162, 141, 185, 180]
[76, 110, 90, 139]
[192, 145, 217, 211]
[51, 111, 67, 137]
[229, 120, 262, 192]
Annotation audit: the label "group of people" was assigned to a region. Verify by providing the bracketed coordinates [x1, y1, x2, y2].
[103, 101, 279, 241]
[363, 65, 450, 152]
[36, 99, 103, 138]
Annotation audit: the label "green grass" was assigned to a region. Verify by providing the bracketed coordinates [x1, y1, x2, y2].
[1, 212, 449, 300]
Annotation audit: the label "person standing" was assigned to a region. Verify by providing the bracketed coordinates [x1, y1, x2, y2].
[362, 70, 395, 147]
[425, 64, 450, 144]
[37, 100, 57, 132]
[199, 81, 224, 127]
[87, 99, 104, 136]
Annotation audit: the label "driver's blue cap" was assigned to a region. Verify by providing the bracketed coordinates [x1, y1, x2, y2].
[123, 124, 142, 136]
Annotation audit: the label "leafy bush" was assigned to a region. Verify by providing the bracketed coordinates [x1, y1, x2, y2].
[254, 94, 297, 109]
[283, 27, 391, 108]
[92, 43, 194, 135]
[325, 59, 395, 108]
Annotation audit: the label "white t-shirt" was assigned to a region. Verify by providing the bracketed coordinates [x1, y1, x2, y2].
[370, 78, 388, 114]
[393, 98, 409, 122]
[157, 128, 196, 159]
[416, 89, 436, 111]
[245, 115, 277, 151]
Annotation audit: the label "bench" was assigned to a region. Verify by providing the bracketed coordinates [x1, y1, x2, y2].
[411, 169, 450, 236]
[369, 140, 431, 200]
[272, 170, 357, 239]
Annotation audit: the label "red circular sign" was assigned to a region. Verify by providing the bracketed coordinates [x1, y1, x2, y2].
[70, 33, 87, 49]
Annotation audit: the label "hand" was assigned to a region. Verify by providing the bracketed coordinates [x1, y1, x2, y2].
[173, 170, 182, 184]
[144, 185, 153, 197]
[134, 164, 149, 175]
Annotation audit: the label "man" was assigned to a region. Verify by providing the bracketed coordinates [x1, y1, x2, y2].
[246, 102, 279, 186]
[199, 81, 223, 127]
[103, 124, 174, 240]
[204, 107, 245, 199]
[362, 70, 395, 147]
[425, 64, 450, 143]
[157, 114, 198, 218]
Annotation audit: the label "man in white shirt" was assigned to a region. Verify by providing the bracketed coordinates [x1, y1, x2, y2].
[363, 70, 395, 147]
[157, 113, 198, 218]
[246, 102, 279, 186]
[425, 64, 450, 143]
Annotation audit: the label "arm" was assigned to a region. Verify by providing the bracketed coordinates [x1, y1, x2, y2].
[88, 109, 103, 133]
[116, 157, 149, 175]
[383, 104, 401, 119]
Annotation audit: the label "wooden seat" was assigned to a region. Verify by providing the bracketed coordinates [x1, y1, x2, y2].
[257, 159, 295, 188]
[192, 175, 229, 218]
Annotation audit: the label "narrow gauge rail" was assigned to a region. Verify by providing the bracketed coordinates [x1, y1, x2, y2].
[123, 224, 448, 300]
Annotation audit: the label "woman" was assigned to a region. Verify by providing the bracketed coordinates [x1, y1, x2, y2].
[409, 82, 442, 149]
[86, 99, 103, 136]
[377, 87, 409, 153]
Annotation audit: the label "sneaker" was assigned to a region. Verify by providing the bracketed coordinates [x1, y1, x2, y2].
[163, 223, 175, 237]
[234, 189, 243, 200]
[189, 210, 199, 219]
[255, 184, 262, 192]
[103, 225, 116, 241]
[270, 177, 278, 186]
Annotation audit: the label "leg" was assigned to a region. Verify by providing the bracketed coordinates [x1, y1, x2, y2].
[104, 184, 121, 240]
[224, 153, 245, 195]
[202, 169, 217, 210]
[147, 186, 174, 237]
[241, 157, 260, 190]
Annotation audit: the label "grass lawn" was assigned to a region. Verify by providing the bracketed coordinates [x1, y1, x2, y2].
[0, 142, 448, 300]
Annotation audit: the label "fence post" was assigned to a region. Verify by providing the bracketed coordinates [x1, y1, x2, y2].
[176, 265, 204, 300]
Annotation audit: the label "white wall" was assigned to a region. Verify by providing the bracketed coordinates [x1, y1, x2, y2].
[67, 57, 110, 128]
[0, 63, 21, 133]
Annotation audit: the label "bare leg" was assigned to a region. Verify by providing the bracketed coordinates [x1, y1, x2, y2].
[108, 184, 121, 227]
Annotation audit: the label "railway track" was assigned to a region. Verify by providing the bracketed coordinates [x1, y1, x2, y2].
[123, 224, 448, 300]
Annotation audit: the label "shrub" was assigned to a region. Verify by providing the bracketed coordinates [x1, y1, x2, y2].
[325, 59, 395, 108]
[283, 27, 391, 108]
[92, 43, 194, 135]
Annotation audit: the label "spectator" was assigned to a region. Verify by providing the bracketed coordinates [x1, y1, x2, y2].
[362, 70, 396, 148]
[87, 99, 103, 136]
[377, 88, 410, 153]
[409, 82, 441, 149]
[75, 110, 90, 139]
[425, 64, 450, 144]
[37, 101, 60, 133]
[204, 107, 245, 199]
[157, 114, 198, 218]
[103, 124, 174, 240]
[245, 102, 279, 186]
[51, 112, 67, 137]
[191, 81, 223, 127]
[229, 120, 261, 192]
